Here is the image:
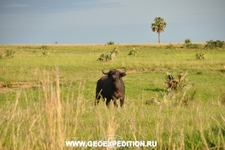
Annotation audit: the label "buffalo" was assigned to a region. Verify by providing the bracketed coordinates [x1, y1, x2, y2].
[95, 67, 126, 107]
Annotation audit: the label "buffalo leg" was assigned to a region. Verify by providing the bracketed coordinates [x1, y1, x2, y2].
[106, 99, 111, 107]
[113, 99, 118, 108]
[120, 98, 124, 107]
[95, 94, 100, 105]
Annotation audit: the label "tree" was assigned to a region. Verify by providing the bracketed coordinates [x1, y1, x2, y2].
[151, 17, 166, 43]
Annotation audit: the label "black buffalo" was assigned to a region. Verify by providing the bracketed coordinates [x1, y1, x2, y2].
[95, 68, 126, 107]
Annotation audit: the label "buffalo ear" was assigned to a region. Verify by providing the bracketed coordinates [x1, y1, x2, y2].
[120, 73, 126, 77]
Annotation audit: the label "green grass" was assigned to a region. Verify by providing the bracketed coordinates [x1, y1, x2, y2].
[0, 44, 225, 149]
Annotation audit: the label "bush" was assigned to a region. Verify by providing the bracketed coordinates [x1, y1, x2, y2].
[196, 52, 206, 60]
[41, 45, 47, 49]
[98, 53, 111, 61]
[185, 39, 191, 44]
[0, 50, 15, 59]
[106, 41, 114, 45]
[204, 40, 224, 49]
[166, 72, 189, 91]
[165, 43, 175, 49]
[128, 49, 138, 56]
[150, 71, 195, 106]
[5, 49, 15, 58]
[182, 39, 200, 49]
[42, 51, 49, 56]
[185, 44, 200, 49]
[162, 72, 196, 106]
[110, 47, 119, 54]
[98, 47, 118, 61]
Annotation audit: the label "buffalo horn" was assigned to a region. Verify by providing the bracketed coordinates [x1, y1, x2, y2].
[102, 68, 109, 75]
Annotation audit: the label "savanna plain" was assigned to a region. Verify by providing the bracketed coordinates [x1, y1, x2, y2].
[0, 44, 225, 149]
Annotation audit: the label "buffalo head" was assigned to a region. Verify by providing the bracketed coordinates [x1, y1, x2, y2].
[102, 67, 126, 80]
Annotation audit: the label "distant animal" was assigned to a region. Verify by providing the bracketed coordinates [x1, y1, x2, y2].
[95, 67, 126, 107]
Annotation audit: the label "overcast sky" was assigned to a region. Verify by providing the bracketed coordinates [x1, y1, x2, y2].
[0, 0, 225, 44]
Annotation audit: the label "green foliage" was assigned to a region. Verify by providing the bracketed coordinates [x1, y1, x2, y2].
[185, 43, 200, 49]
[0, 45, 225, 149]
[98, 52, 112, 61]
[98, 47, 118, 61]
[204, 40, 224, 49]
[196, 52, 206, 60]
[184, 126, 225, 149]
[151, 17, 167, 33]
[165, 43, 175, 49]
[5, 50, 15, 58]
[161, 72, 196, 106]
[149, 72, 196, 106]
[42, 51, 49, 56]
[183, 39, 200, 49]
[110, 47, 119, 54]
[0, 49, 15, 59]
[151, 17, 166, 43]
[128, 48, 138, 56]
[185, 39, 191, 44]
[41, 45, 47, 49]
[106, 41, 115, 45]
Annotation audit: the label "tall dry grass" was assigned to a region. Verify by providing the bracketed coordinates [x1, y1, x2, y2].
[0, 69, 66, 149]
[0, 69, 225, 149]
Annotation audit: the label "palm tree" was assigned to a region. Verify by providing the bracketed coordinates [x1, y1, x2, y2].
[151, 17, 166, 43]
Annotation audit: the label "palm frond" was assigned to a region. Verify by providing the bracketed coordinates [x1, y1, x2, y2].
[151, 17, 166, 33]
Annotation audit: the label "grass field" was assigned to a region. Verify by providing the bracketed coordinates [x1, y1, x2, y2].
[0, 44, 225, 149]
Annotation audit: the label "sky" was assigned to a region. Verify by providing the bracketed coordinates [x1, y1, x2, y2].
[0, 0, 225, 44]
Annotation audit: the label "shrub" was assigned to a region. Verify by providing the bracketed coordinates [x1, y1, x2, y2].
[166, 72, 189, 91]
[98, 53, 111, 61]
[185, 44, 200, 49]
[42, 51, 49, 56]
[160, 71, 196, 106]
[106, 41, 114, 45]
[152, 86, 196, 106]
[183, 39, 200, 49]
[204, 40, 224, 49]
[110, 47, 119, 54]
[165, 43, 175, 49]
[5, 49, 15, 58]
[196, 52, 206, 60]
[98, 47, 118, 61]
[41, 45, 48, 49]
[185, 39, 191, 44]
[128, 48, 138, 56]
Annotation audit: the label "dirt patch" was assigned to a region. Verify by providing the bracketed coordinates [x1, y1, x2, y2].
[0, 82, 40, 93]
